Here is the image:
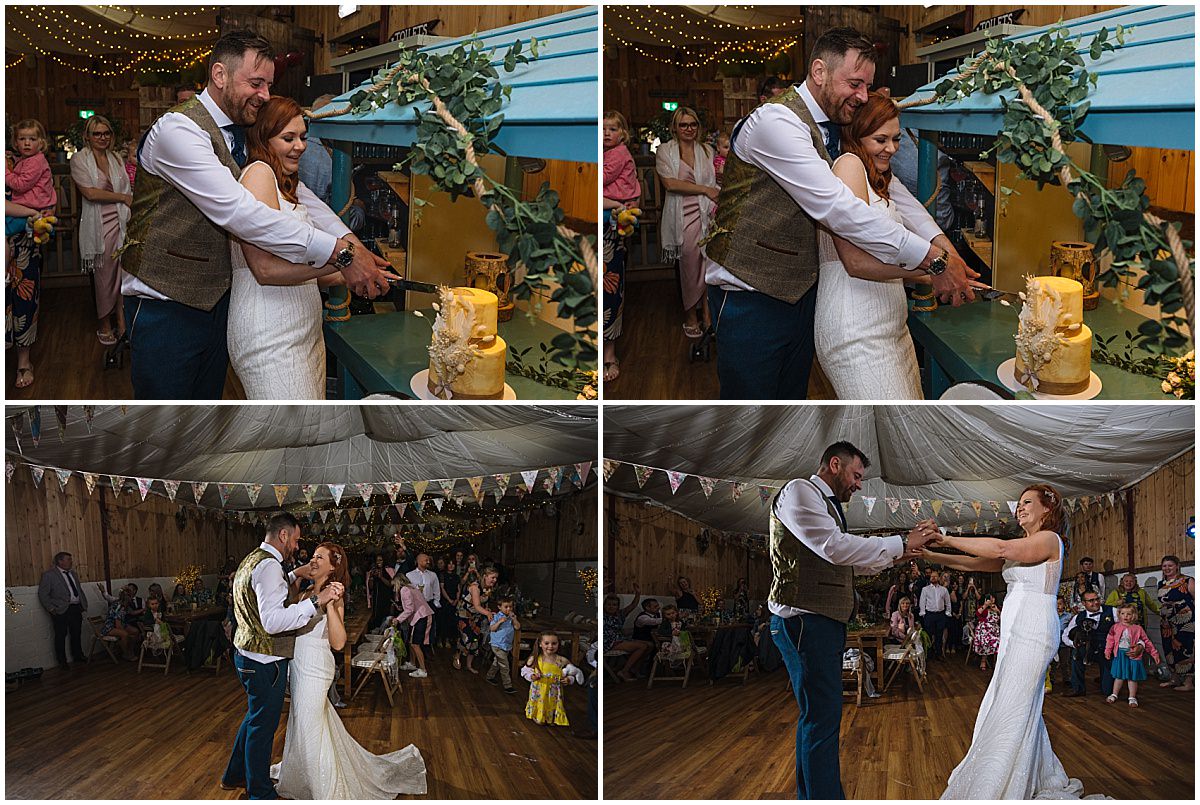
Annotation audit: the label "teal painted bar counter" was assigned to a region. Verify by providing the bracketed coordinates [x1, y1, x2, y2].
[908, 299, 1169, 399]
[324, 310, 582, 400]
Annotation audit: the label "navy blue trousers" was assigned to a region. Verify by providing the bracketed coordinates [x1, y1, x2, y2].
[709, 283, 818, 400]
[124, 291, 230, 399]
[223, 653, 289, 799]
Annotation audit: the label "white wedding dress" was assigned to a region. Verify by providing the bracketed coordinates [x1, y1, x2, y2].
[228, 162, 326, 400]
[814, 154, 923, 400]
[270, 608, 427, 799]
[942, 539, 1105, 799]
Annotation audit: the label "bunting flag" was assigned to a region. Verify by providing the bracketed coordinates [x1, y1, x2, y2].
[192, 481, 209, 503]
[576, 462, 592, 486]
[950, 500, 963, 517]
[988, 500, 1001, 516]
[494, 473, 511, 497]
[862, 496, 877, 517]
[355, 483, 374, 505]
[271, 484, 288, 507]
[439, 479, 456, 498]
[403, 479, 424, 502]
[299, 483, 316, 506]
[602, 460, 619, 482]
[515, 486, 527, 499]
[758, 485, 773, 505]
[136, 477, 151, 501]
[931, 499, 943, 517]
[698, 476, 716, 498]
[318, 509, 330, 522]
[363, 506, 375, 522]
[53, 406, 68, 441]
[492, 488, 504, 503]
[9, 414, 22, 455]
[1008, 500, 1018, 515]
[971, 500, 983, 517]
[455, 493, 467, 507]
[1080, 496, 1091, 510]
[666, 470, 686, 494]
[521, 469, 539, 492]
[433, 497, 445, 511]
[411, 500, 423, 515]
[632, 466, 652, 489]
[55, 469, 72, 491]
[348, 508, 359, 523]
[110, 475, 125, 496]
[1106, 491, 1116, 509]
[383, 481, 403, 504]
[547, 466, 563, 490]
[467, 476, 484, 503]
[163, 479, 180, 502]
[541, 477, 554, 494]
[82, 472, 98, 496]
[731, 482, 746, 501]
[907, 499, 923, 518]
[31, 408, 41, 447]
[395, 502, 407, 518]
[328, 484, 345, 506]
[218, 483, 236, 507]
[120, 405, 128, 415]
[886, 497, 900, 514]
[246, 483, 263, 506]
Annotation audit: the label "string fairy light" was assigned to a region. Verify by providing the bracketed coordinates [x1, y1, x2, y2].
[6, 53, 26, 69]
[606, 27, 797, 69]
[606, 5, 802, 47]
[96, 5, 219, 23]
[8, 23, 210, 77]
[34, 4, 217, 47]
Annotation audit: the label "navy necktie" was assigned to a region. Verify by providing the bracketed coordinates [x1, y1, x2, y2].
[829, 496, 848, 531]
[821, 122, 841, 159]
[225, 124, 247, 168]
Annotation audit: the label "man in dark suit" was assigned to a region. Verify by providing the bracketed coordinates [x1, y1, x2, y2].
[37, 552, 89, 667]
[1061, 590, 1115, 696]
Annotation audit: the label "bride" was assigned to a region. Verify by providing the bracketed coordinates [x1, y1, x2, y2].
[813, 91, 928, 400]
[272, 542, 427, 799]
[229, 96, 346, 399]
[923, 484, 1105, 799]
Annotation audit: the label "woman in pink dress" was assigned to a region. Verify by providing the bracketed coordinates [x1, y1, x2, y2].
[70, 115, 131, 346]
[655, 107, 718, 339]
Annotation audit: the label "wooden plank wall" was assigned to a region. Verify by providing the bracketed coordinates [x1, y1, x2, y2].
[5, 470, 260, 587]
[1109, 149, 1195, 214]
[1069, 450, 1196, 573]
[522, 159, 598, 224]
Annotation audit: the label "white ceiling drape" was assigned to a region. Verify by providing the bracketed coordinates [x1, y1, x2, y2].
[604, 405, 1195, 533]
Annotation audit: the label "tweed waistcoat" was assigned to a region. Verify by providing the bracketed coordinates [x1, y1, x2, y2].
[768, 480, 855, 623]
[121, 97, 241, 311]
[232, 549, 298, 659]
[704, 88, 833, 304]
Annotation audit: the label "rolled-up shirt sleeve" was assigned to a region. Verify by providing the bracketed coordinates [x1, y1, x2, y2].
[734, 104, 931, 271]
[140, 116, 337, 267]
[774, 479, 903, 576]
[251, 559, 317, 634]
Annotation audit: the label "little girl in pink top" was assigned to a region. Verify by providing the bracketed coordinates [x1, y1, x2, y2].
[393, 574, 435, 679]
[603, 111, 640, 211]
[1105, 604, 1161, 708]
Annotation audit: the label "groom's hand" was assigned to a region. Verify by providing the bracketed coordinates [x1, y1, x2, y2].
[923, 243, 979, 307]
[336, 238, 399, 299]
[316, 582, 344, 607]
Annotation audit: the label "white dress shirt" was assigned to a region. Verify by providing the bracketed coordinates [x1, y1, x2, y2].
[1060, 607, 1106, 648]
[919, 583, 952, 616]
[409, 568, 441, 608]
[60, 568, 80, 605]
[769, 474, 904, 618]
[122, 88, 350, 301]
[705, 81, 942, 292]
[238, 542, 318, 664]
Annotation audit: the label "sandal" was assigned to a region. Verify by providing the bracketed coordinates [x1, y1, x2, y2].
[1105, 694, 1118, 703]
[603, 360, 620, 382]
[14, 367, 33, 389]
[1127, 697, 1139, 708]
[683, 323, 703, 339]
[452, 654, 461, 670]
[97, 330, 118, 346]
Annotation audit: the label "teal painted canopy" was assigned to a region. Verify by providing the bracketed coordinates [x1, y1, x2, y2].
[308, 8, 598, 163]
[900, 5, 1194, 150]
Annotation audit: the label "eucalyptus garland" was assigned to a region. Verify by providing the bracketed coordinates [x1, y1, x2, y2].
[904, 23, 1194, 357]
[313, 37, 597, 369]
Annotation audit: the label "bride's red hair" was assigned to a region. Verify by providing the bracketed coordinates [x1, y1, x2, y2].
[315, 541, 349, 593]
[1021, 484, 1069, 549]
[246, 95, 303, 204]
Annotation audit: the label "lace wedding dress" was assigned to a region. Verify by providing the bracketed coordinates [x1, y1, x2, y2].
[228, 162, 327, 400]
[813, 154, 923, 400]
[942, 538, 1106, 799]
[271, 608, 427, 798]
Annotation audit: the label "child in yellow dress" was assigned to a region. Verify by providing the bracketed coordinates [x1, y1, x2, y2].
[521, 633, 584, 726]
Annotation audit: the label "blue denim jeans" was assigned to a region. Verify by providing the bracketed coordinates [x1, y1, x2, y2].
[770, 613, 847, 799]
[124, 291, 230, 399]
[223, 652, 290, 799]
[708, 284, 818, 400]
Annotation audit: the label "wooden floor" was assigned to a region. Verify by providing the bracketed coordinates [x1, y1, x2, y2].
[604, 655, 1194, 799]
[6, 284, 246, 400]
[5, 643, 596, 799]
[604, 277, 835, 400]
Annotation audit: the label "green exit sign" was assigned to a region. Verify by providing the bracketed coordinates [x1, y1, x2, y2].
[78, 110, 95, 119]
[661, 101, 679, 111]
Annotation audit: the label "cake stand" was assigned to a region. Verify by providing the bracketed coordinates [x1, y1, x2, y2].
[409, 369, 516, 400]
[996, 358, 1102, 400]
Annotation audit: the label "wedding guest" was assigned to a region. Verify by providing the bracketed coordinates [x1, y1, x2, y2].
[174, 84, 196, 104]
[521, 632, 583, 726]
[298, 95, 334, 206]
[485, 596, 520, 693]
[602, 109, 640, 384]
[392, 573, 433, 679]
[95, 583, 141, 660]
[71, 114, 132, 346]
[885, 569, 911, 616]
[911, 565, 934, 602]
[973, 594, 1001, 671]
[713, 131, 731, 183]
[408, 553, 441, 623]
[1055, 596, 1073, 686]
[124, 583, 147, 633]
[1105, 572, 1159, 625]
[961, 576, 981, 634]
[437, 558, 460, 649]
[1157, 555, 1194, 691]
[1061, 590, 1115, 697]
[655, 106, 717, 340]
[147, 582, 168, 613]
[632, 598, 662, 641]
[919, 570, 951, 660]
[757, 76, 786, 105]
[120, 138, 138, 188]
[172, 582, 192, 606]
[1105, 604, 1161, 707]
[455, 565, 498, 673]
[1068, 572, 1093, 612]
[944, 572, 963, 652]
[733, 577, 750, 619]
[675, 576, 700, 612]
[1079, 557, 1105, 596]
[889, 595, 917, 641]
[603, 591, 651, 682]
[37, 552, 88, 667]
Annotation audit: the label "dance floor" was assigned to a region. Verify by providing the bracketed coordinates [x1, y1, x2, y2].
[5, 641, 596, 799]
[603, 653, 1194, 799]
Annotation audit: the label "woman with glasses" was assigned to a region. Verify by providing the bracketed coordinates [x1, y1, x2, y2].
[70, 115, 132, 346]
[655, 107, 718, 340]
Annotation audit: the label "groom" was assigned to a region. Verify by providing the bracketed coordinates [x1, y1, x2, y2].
[705, 26, 978, 399]
[221, 513, 343, 799]
[768, 441, 939, 799]
[122, 30, 397, 399]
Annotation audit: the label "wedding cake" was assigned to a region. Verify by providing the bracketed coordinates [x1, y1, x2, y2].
[427, 286, 507, 399]
[1013, 275, 1092, 394]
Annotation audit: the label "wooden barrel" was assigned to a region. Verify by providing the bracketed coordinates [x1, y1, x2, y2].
[1050, 241, 1098, 310]
[465, 251, 514, 321]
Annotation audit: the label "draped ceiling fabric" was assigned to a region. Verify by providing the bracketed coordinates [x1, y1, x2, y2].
[7, 6, 218, 57]
[4, 405, 596, 509]
[605, 405, 1195, 534]
[604, 5, 803, 49]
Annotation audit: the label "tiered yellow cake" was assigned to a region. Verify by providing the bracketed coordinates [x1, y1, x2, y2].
[1014, 275, 1093, 394]
[427, 287, 508, 399]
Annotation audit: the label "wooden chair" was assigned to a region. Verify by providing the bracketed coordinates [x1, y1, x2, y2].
[86, 616, 121, 664]
[138, 622, 182, 675]
[841, 645, 865, 706]
[602, 648, 628, 683]
[962, 620, 978, 666]
[350, 627, 401, 705]
[647, 634, 694, 689]
[883, 626, 926, 693]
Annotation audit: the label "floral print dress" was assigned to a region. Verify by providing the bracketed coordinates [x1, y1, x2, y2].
[525, 656, 569, 726]
[1158, 575, 1194, 681]
[973, 605, 1001, 656]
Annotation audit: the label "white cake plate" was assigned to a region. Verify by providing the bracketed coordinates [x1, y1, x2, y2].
[996, 358, 1102, 400]
[409, 369, 516, 401]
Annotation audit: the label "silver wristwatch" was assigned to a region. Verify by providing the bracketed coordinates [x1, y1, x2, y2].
[927, 248, 949, 276]
[332, 241, 356, 270]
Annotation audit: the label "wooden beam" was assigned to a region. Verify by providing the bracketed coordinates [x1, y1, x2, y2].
[97, 485, 112, 593]
[1125, 487, 1136, 572]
